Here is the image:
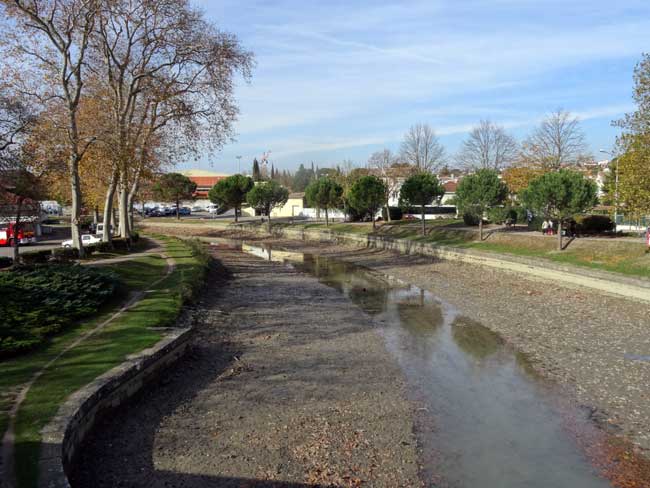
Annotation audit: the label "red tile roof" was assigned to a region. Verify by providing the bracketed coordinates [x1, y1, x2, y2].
[443, 181, 457, 192]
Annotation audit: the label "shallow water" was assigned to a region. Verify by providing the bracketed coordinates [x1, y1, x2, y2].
[242, 243, 612, 488]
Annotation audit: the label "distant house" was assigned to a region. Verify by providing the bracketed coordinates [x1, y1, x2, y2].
[178, 169, 230, 199]
[271, 193, 307, 218]
[441, 180, 458, 205]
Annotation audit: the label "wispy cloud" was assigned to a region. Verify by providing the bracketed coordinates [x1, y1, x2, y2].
[191, 0, 648, 170]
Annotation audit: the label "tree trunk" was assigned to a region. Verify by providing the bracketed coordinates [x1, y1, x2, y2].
[118, 177, 130, 238]
[235, 206, 239, 223]
[12, 199, 23, 264]
[176, 199, 180, 220]
[479, 217, 483, 241]
[325, 208, 329, 227]
[93, 207, 99, 225]
[558, 220, 563, 251]
[386, 203, 392, 223]
[372, 211, 376, 230]
[69, 153, 85, 257]
[102, 171, 118, 243]
[421, 205, 426, 236]
[127, 169, 142, 231]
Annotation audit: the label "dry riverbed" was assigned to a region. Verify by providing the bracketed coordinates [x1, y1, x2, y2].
[71, 249, 422, 487]
[260, 238, 650, 462]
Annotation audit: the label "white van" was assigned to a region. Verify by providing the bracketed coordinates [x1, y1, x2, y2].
[95, 223, 113, 236]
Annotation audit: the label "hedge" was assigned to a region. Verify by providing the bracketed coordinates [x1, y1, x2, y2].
[0, 265, 118, 358]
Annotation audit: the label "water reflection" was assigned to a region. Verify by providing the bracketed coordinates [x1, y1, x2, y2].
[243, 244, 611, 488]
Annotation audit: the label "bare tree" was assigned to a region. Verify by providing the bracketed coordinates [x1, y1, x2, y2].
[2, 0, 99, 256]
[0, 95, 33, 162]
[521, 109, 590, 170]
[368, 149, 398, 221]
[456, 120, 518, 170]
[399, 123, 445, 172]
[91, 0, 253, 240]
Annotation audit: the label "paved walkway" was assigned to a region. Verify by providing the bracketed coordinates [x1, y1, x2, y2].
[1, 243, 175, 488]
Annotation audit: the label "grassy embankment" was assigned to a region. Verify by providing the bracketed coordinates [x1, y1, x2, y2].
[275, 220, 650, 279]
[0, 236, 210, 488]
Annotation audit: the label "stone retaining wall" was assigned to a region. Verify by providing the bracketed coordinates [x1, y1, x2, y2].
[38, 328, 193, 488]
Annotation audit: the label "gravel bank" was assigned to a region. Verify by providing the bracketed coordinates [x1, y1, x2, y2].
[263, 238, 650, 457]
[71, 249, 421, 487]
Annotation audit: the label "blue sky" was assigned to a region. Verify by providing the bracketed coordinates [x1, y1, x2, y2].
[183, 0, 650, 174]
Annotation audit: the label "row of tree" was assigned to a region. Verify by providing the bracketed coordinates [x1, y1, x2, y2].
[0, 0, 253, 256]
[367, 108, 591, 181]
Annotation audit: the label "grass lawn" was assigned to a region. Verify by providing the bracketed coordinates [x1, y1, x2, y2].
[0, 236, 210, 488]
[275, 220, 650, 279]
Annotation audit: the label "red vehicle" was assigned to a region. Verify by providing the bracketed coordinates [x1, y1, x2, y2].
[0, 222, 36, 246]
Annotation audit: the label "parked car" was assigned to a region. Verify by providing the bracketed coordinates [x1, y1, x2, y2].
[95, 223, 113, 236]
[207, 204, 219, 214]
[191, 205, 204, 212]
[61, 234, 101, 248]
[178, 207, 192, 216]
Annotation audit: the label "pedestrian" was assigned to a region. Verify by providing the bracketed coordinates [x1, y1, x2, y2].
[548, 220, 554, 235]
[541, 219, 548, 234]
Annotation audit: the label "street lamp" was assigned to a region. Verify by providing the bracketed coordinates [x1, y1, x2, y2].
[599, 149, 619, 230]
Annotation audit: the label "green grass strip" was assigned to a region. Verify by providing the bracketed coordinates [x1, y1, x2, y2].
[4, 236, 208, 488]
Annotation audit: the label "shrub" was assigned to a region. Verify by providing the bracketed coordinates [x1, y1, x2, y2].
[20, 250, 52, 265]
[111, 238, 130, 251]
[0, 257, 13, 269]
[95, 241, 114, 253]
[514, 206, 529, 224]
[575, 215, 614, 235]
[488, 206, 518, 224]
[381, 206, 403, 221]
[131, 231, 140, 242]
[528, 216, 545, 232]
[51, 247, 80, 262]
[463, 212, 480, 226]
[0, 265, 118, 357]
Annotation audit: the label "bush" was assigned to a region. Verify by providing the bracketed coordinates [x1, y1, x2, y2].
[95, 241, 114, 253]
[131, 231, 140, 242]
[403, 206, 456, 215]
[20, 250, 52, 265]
[463, 212, 480, 226]
[514, 206, 529, 224]
[381, 206, 403, 221]
[528, 216, 545, 232]
[488, 206, 518, 224]
[51, 247, 80, 262]
[111, 238, 130, 251]
[0, 257, 13, 269]
[0, 265, 118, 357]
[574, 215, 614, 235]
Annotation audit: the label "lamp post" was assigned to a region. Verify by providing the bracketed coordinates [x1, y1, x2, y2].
[600, 149, 619, 230]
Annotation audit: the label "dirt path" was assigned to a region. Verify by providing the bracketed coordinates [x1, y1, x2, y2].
[71, 249, 421, 488]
